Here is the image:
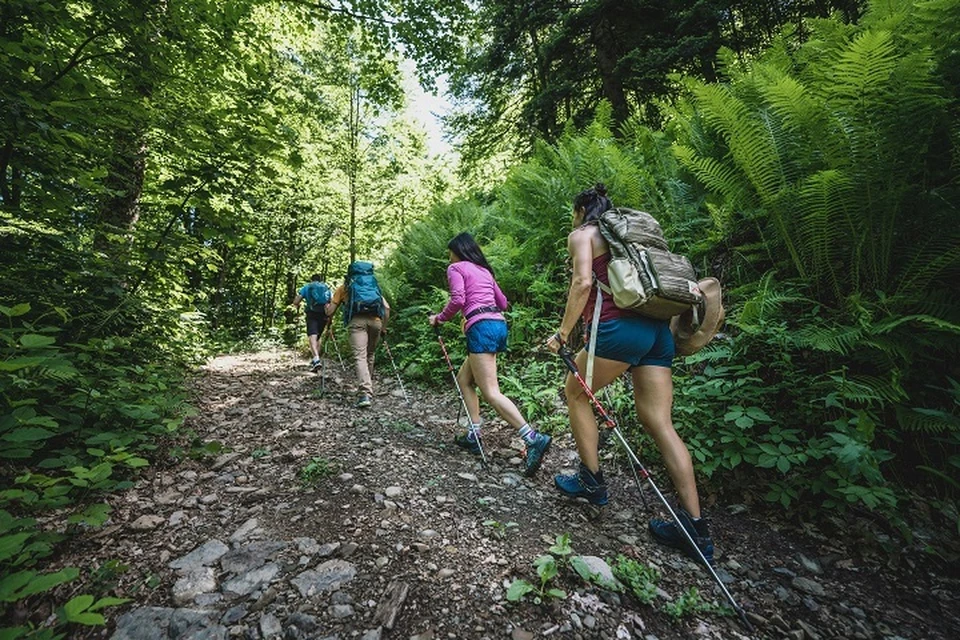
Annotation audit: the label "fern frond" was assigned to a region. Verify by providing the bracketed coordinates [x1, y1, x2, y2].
[895, 405, 960, 434]
[793, 323, 864, 355]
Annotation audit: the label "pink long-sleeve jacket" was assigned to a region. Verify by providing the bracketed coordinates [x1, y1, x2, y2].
[435, 261, 508, 332]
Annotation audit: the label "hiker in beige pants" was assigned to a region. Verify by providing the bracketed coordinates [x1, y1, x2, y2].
[348, 313, 384, 399]
[328, 281, 391, 407]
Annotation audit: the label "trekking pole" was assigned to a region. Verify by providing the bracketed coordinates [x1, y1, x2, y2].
[318, 335, 326, 394]
[380, 336, 410, 404]
[432, 323, 489, 468]
[600, 385, 648, 508]
[555, 343, 753, 633]
[327, 321, 347, 372]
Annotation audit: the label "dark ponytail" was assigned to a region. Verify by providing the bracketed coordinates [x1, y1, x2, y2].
[448, 232, 496, 278]
[573, 183, 613, 223]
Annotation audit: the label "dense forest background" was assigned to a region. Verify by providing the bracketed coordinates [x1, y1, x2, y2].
[2, 0, 958, 636]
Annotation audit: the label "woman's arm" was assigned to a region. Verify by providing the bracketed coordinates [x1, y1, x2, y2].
[556, 227, 595, 343]
[434, 265, 465, 323]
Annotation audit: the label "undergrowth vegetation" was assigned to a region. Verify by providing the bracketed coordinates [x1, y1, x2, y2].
[383, 0, 960, 537]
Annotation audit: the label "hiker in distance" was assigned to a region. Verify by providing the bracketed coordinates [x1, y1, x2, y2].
[291, 273, 332, 371]
[326, 261, 390, 408]
[545, 184, 715, 562]
[428, 232, 552, 477]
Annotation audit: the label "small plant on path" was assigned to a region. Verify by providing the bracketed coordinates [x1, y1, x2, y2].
[483, 519, 519, 539]
[506, 533, 574, 604]
[611, 555, 660, 604]
[299, 457, 336, 485]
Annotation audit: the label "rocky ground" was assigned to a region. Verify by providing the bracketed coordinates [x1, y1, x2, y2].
[59, 350, 959, 640]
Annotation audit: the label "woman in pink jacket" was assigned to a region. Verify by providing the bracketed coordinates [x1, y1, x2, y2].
[429, 233, 551, 477]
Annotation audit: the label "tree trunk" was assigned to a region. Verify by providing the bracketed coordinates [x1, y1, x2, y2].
[591, 17, 630, 130]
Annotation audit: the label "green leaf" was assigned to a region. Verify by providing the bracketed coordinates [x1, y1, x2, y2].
[2, 428, 54, 443]
[66, 612, 105, 626]
[2, 304, 31, 317]
[63, 594, 94, 618]
[776, 456, 791, 473]
[0, 533, 31, 563]
[0, 625, 29, 640]
[16, 568, 79, 599]
[19, 334, 56, 348]
[506, 579, 535, 601]
[546, 588, 567, 598]
[0, 571, 35, 602]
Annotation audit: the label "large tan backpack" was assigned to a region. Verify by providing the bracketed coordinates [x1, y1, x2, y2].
[596, 208, 702, 319]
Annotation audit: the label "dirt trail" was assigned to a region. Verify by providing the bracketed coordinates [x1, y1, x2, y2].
[68, 350, 958, 639]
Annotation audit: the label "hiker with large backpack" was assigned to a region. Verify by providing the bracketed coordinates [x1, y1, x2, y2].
[544, 183, 724, 564]
[292, 273, 332, 371]
[327, 261, 391, 408]
[428, 233, 552, 477]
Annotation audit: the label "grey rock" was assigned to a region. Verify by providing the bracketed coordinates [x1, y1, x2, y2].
[222, 563, 281, 597]
[260, 614, 282, 638]
[571, 556, 622, 592]
[791, 576, 826, 597]
[168, 511, 187, 527]
[290, 560, 357, 597]
[361, 629, 382, 640]
[797, 620, 821, 640]
[221, 541, 286, 575]
[798, 553, 822, 575]
[111, 607, 227, 640]
[773, 567, 797, 578]
[131, 515, 165, 531]
[512, 629, 534, 640]
[330, 591, 353, 605]
[172, 567, 217, 605]
[230, 518, 260, 543]
[329, 605, 354, 619]
[316, 542, 341, 557]
[285, 614, 317, 632]
[294, 538, 319, 555]
[340, 542, 359, 557]
[221, 605, 248, 626]
[714, 566, 735, 584]
[169, 540, 229, 571]
[775, 586, 801, 606]
[583, 615, 597, 630]
[456, 472, 478, 482]
[384, 486, 403, 498]
[570, 613, 583, 630]
[803, 596, 820, 612]
[193, 593, 222, 607]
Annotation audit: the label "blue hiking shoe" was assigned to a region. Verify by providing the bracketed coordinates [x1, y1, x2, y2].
[354, 394, 372, 408]
[554, 463, 608, 505]
[649, 507, 714, 564]
[523, 433, 552, 477]
[309, 358, 322, 371]
[454, 432, 482, 455]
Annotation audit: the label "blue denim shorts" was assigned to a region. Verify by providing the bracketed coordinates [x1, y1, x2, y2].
[466, 319, 508, 354]
[587, 317, 675, 367]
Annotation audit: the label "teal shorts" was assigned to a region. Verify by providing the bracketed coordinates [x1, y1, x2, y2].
[587, 317, 675, 368]
[466, 319, 508, 354]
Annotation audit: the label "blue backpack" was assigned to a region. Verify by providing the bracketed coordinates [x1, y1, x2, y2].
[303, 281, 332, 312]
[344, 261, 384, 324]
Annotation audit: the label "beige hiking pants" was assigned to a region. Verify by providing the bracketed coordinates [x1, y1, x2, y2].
[348, 314, 382, 396]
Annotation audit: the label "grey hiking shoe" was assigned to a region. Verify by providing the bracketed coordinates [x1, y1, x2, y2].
[310, 358, 322, 372]
[354, 394, 372, 408]
[523, 433, 551, 477]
